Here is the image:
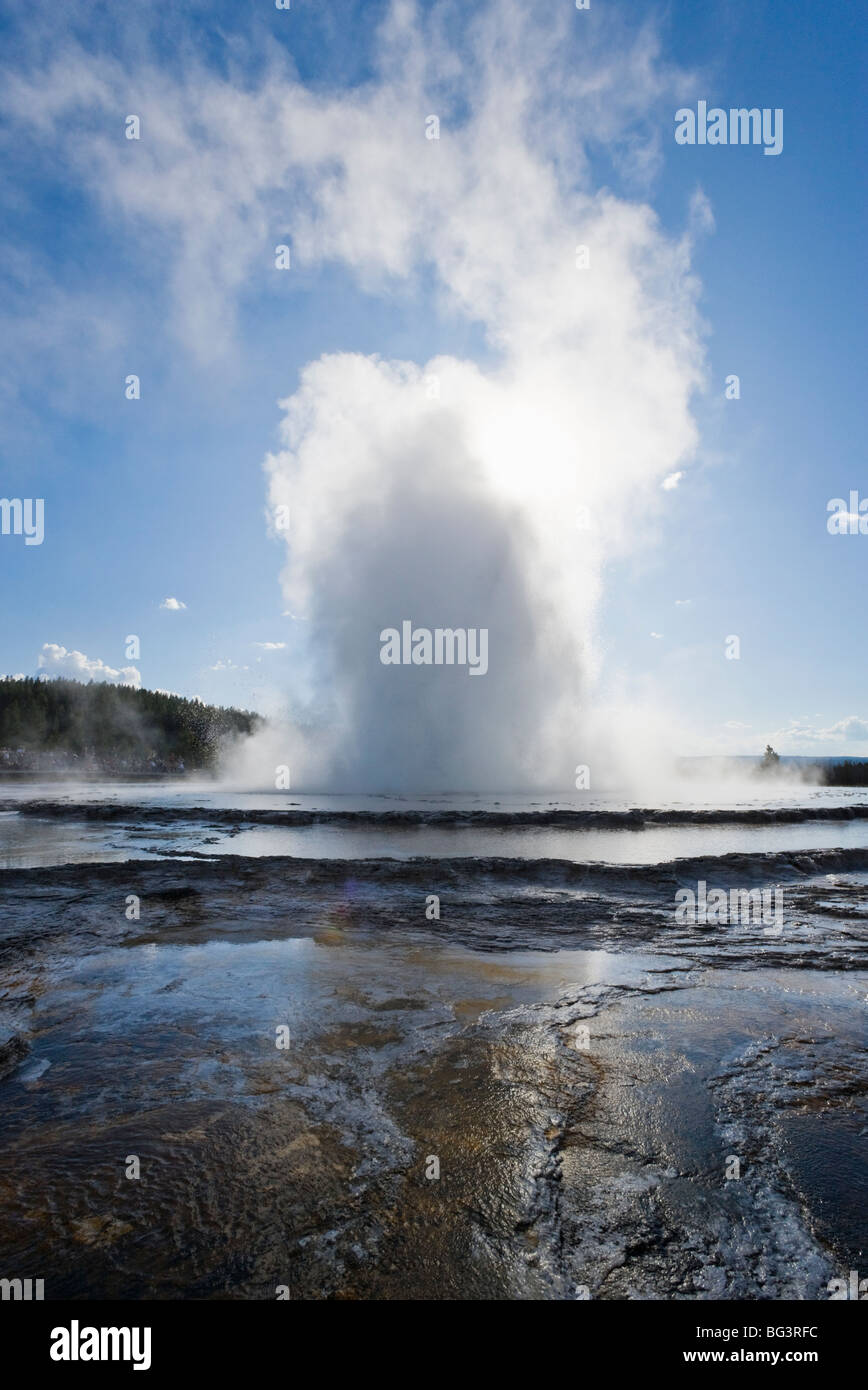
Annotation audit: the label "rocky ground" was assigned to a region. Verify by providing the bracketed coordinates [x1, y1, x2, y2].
[0, 851, 865, 1299]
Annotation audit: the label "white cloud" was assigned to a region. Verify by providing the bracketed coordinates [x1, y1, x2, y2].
[661, 471, 683, 491]
[650, 632, 664, 640]
[160, 597, 187, 611]
[688, 188, 715, 236]
[675, 598, 692, 606]
[37, 644, 141, 687]
[773, 716, 868, 745]
[253, 642, 286, 650]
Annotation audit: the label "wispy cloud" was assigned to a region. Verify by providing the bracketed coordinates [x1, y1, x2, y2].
[771, 716, 868, 745]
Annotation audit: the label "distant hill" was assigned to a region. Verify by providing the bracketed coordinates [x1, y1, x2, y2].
[0, 677, 261, 776]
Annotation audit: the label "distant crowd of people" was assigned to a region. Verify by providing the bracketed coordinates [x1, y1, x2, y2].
[0, 745, 187, 775]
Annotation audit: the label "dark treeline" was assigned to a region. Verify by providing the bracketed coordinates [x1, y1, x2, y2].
[756, 745, 868, 787]
[0, 677, 260, 774]
[822, 760, 868, 787]
[756, 745, 868, 789]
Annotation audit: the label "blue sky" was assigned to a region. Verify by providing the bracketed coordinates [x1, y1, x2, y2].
[0, 0, 865, 765]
